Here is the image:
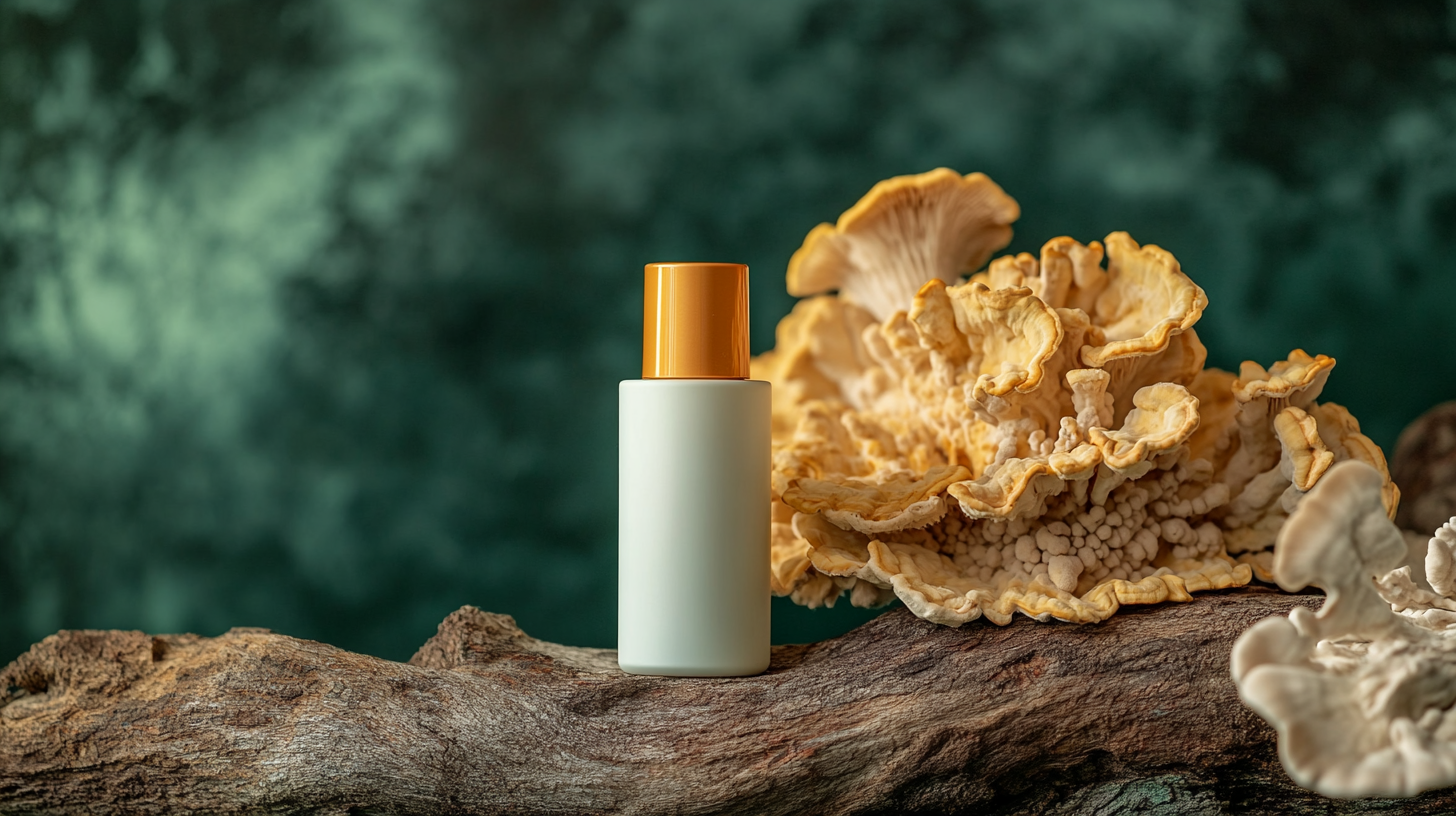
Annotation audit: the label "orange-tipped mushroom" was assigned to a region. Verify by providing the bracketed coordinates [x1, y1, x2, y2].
[1089, 384, 1200, 471]
[1233, 349, 1335, 409]
[1079, 233, 1208, 369]
[1273, 406, 1335, 492]
[752, 169, 1396, 627]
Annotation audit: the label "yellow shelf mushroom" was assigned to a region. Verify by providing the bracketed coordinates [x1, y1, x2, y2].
[756, 168, 1398, 625]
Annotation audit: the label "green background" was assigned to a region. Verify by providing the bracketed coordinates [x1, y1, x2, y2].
[2, 0, 1454, 664]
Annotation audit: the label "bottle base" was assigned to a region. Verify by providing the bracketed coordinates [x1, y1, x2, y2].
[618, 659, 770, 678]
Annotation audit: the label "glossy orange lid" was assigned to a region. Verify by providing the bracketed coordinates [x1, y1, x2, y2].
[642, 262, 749, 379]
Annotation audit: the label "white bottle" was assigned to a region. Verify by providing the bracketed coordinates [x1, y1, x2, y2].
[618, 262, 770, 677]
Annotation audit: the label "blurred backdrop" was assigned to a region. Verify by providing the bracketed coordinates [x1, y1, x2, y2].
[2, 0, 1455, 663]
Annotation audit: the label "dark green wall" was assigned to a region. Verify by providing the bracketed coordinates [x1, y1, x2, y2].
[2, 0, 1454, 664]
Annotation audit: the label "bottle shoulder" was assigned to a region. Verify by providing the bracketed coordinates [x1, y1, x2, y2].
[620, 379, 769, 390]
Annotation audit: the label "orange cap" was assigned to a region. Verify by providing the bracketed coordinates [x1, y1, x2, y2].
[642, 262, 749, 379]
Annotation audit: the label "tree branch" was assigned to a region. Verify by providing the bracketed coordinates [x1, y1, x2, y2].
[5, 588, 1456, 814]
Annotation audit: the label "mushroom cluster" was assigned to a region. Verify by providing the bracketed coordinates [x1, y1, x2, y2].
[1234, 461, 1456, 799]
[756, 168, 1397, 625]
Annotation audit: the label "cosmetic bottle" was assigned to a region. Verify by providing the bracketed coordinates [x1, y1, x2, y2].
[618, 262, 770, 677]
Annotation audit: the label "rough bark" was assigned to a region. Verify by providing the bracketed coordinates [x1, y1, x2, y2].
[3, 588, 1455, 815]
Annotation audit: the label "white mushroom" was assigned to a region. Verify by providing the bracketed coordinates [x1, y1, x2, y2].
[1232, 461, 1456, 799]
[1426, 520, 1456, 598]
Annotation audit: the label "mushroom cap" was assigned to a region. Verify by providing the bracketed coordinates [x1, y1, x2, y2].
[1306, 401, 1400, 519]
[782, 464, 971, 533]
[976, 235, 1104, 312]
[947, 458, 1056, 518]
[787, 169, 1020, 321]
[936, 280, 1064, 398]
[1079, 232, 1208, 369]
[800, 528, 1249, 626]
[1089, 384, 1200, 471]
[770, 498, 813, 595]
[1048, 442, 1102, 478]
[1102, 328, 1209, 426]
[977, 233, 1207, 424]
[1273, 406, 1335, 492]
[751, 296, 881, 439]
[907, 277, 970, 363]
[1271, 461, 1406, 594]
[1234, 350, 1335, 408]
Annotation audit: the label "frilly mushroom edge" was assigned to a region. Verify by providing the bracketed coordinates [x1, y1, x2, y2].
[754, 168, 1398, 626]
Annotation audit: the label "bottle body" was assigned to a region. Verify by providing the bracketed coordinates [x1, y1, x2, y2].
[618, 378, 770, 676]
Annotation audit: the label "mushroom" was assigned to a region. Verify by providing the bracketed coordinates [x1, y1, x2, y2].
[787, 168, 1020, 321]
[975, 234, 1105, 314]
[1088, 383, 1200, 471]
[976, 232, 1208, 425]
[1212, 352, 1391, 582]
[1308, 401, 1400, 519]
[782, 463, 970, 535]
[755, 171, 1397, 624]
[1273, 406, 1334, 493]
[749, 296, 883, 440]
[1079, 233, 1208, 370]
[1232, 461, 1456, 799]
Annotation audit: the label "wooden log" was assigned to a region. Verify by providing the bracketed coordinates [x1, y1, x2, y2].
[4, 588, 1455, 814]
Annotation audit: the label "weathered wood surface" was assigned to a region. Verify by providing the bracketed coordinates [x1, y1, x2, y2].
[4, 588, 1456, 815]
